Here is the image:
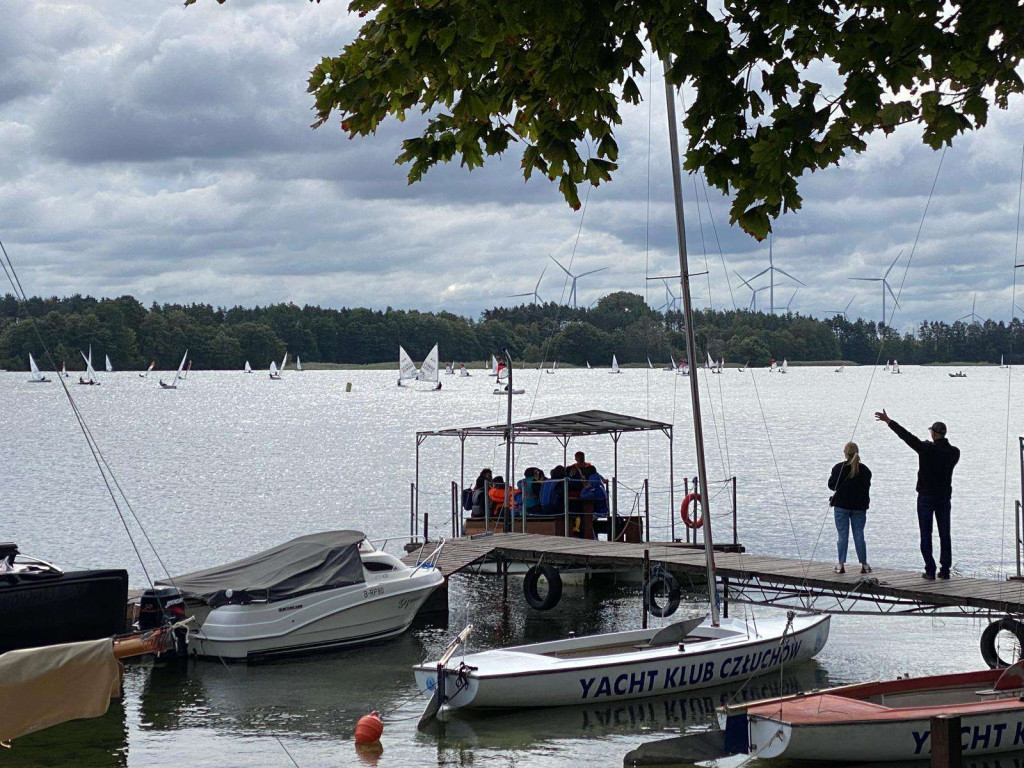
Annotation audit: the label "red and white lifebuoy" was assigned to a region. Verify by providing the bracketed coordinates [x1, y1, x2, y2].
[680, 492, 703, 529]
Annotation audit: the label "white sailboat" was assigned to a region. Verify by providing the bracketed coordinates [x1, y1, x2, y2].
[835, 365, 844, 373]
[892, 359, 901, 374]
[296, 356, 302, 372]
[269, 361, 281, 380]
[586, 361, 592, 369]
[780, 359, 789, 374]
[159, 350, 188, 389]
[490, 355, 499, 377]
[1000, 354, 1010, 369]
[244, 360, 252, 374]
[547, 360, 557, 374]
[139, 361, 155, 378]
[668, 354, 677, 371]
[398, 346, 418, 386]
[678, 361, 689, 376]
[105, 355, 113, 373]
[417, 64, 829, 722]
[61, 361, 68, 378]
[27, 353, 50, 383]
[416, 344, 442, 390]
[459, 364, 470, 377]
[609, 354, 622, 374]
[78, 346, 100, 385]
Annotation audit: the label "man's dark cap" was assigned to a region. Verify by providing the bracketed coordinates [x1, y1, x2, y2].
[929, 421, 947, 436]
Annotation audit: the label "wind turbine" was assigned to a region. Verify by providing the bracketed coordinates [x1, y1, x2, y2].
[748, 235, 805, 314]
[733, 271, 769, 312]
[508, 266, 547, 305]
[957, 292, 983, 324]
[826, 295, 856, 320]
[550, 255, 608, 309]
[780, 288, 799, 314]
[849, 250, 902, 327]
[658, 279, 681, 313]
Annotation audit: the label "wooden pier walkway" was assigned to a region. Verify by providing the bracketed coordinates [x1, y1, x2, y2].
[404, 533, 1024, 617]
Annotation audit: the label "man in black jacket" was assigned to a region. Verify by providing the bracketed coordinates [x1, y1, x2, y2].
[875, 409, 961, 580]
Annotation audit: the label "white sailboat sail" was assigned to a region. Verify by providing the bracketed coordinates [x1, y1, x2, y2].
[647, 357, 653, 369]
[706, 352, 715, 370]
[586, 361, 592, 369]
[105, 355, 113, 373]
[399, 346, 418, 381]
[80, 346, 97, 383]
[491, 355, 499, 375]
[139, 361, 154, 378]
[28, 353, 49, 382]
[418, 344, 439, 383]
[610, 355, 620, 373]
[670, 354, 677, 370]
[244, 360, 252, 374]
[172, 350, 188, 386]
[296, 357, 302, 372]
[781, 359, 789, 374]
[270, 361, 279, 375]
[552, 360, 557, 372]
[61, 361, 67, 378]
[892, 359, 900, 374]
[280, 352, 288, 372]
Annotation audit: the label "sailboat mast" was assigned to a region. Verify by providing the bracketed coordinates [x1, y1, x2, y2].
[502, 347, 514, 533]
[662, 54, 720, 626]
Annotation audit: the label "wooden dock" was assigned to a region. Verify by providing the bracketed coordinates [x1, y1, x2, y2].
[403, 533, 1024, 617]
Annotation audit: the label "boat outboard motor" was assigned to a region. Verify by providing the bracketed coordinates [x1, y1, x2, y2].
[138, 586, 185, 630]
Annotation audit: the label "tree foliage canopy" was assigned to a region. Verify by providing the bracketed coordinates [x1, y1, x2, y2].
[270, 0, 1024, 238]
[4, 292, 1023, 370]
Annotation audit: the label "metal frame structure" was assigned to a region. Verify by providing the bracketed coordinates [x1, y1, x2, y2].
[413, 410, 675, 542]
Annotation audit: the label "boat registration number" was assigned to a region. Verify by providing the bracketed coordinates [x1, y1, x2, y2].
[363, 586, 385, 599]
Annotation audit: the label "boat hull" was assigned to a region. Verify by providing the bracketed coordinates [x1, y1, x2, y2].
[414, 614, 829, 714]
[187, 568, 443, 660]
[747, 707, 1024, 761]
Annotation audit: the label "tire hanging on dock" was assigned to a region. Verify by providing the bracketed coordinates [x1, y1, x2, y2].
[523, 564, 563, 611]
[980, 617, 1024, 668]
[644, 568, 681, 618]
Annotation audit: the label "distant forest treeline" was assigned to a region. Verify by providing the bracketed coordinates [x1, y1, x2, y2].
[1, 292, 1022, 371]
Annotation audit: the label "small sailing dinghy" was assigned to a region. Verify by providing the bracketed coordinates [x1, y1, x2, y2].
[159, 350, 189, 389]
[949, 370, 967, 378]
[835, 365, 844, 373]
[459, 364, 470, 377]
[244, 360, 252, 374]
[268, 360, 280, 379]
[892, 359, 901, 374]
[416, 613, 829, 719]
[139, 361, 155, 378]
[586, 361, 592, 369]
[105, 354, 113, 373]
[398, 345, 418, 386]
[609, 354, 622, 374]
[159, 532, 444, 661]
[667, 355, 676, 372]
[547, 360, 557, 374]
[78, 346, 100, 385]
[61, 361, 68, 378]
[27, 353, 50, 383]
[296, 356, 302, 372]
[779, 358, 789, 374]
[1000, 354, 1010, 369]
[719, 661, 1024, 762]
[416, 344, 442, 391]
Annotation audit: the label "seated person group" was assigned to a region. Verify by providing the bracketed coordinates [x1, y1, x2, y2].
[469, 452, 608, 519]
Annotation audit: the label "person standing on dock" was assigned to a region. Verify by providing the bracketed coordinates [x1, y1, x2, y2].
[828, 442, 872, 575]
[874, 410, 960, 580]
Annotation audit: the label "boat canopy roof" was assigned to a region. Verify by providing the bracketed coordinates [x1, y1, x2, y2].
[160, 531, 366, 607]
[418, 409, 673, 440]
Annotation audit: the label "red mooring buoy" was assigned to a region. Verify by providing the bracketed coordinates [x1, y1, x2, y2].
[354, 711, 384, 744]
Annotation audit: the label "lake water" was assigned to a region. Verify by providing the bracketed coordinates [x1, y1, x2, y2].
[4, 364, 1024, 767]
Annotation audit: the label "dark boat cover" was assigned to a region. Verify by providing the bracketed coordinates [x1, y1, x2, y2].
[159, 531, 366, 607]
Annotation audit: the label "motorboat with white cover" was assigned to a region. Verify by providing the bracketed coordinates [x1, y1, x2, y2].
[718, 662, 1024, 762]
[414, 613, 829, 719]
[160, 531, 444, 660]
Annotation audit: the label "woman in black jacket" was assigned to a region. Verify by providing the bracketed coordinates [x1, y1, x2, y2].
[828, 442, 872, 575]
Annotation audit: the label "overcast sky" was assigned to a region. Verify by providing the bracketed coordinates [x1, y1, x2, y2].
[3, 0, 1024, 328]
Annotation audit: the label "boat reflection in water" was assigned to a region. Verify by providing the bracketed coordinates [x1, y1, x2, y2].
[427, 661, 829, 747]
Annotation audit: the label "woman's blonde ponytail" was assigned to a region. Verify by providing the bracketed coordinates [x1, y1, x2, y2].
[844, 441, 860, 478]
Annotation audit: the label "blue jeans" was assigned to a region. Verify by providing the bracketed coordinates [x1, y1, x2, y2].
[834, 507, 867, 564]
[917, 494, 952, 576]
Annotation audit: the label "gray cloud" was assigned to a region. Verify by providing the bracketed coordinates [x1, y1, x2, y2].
[3, 0, 1024, 324]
